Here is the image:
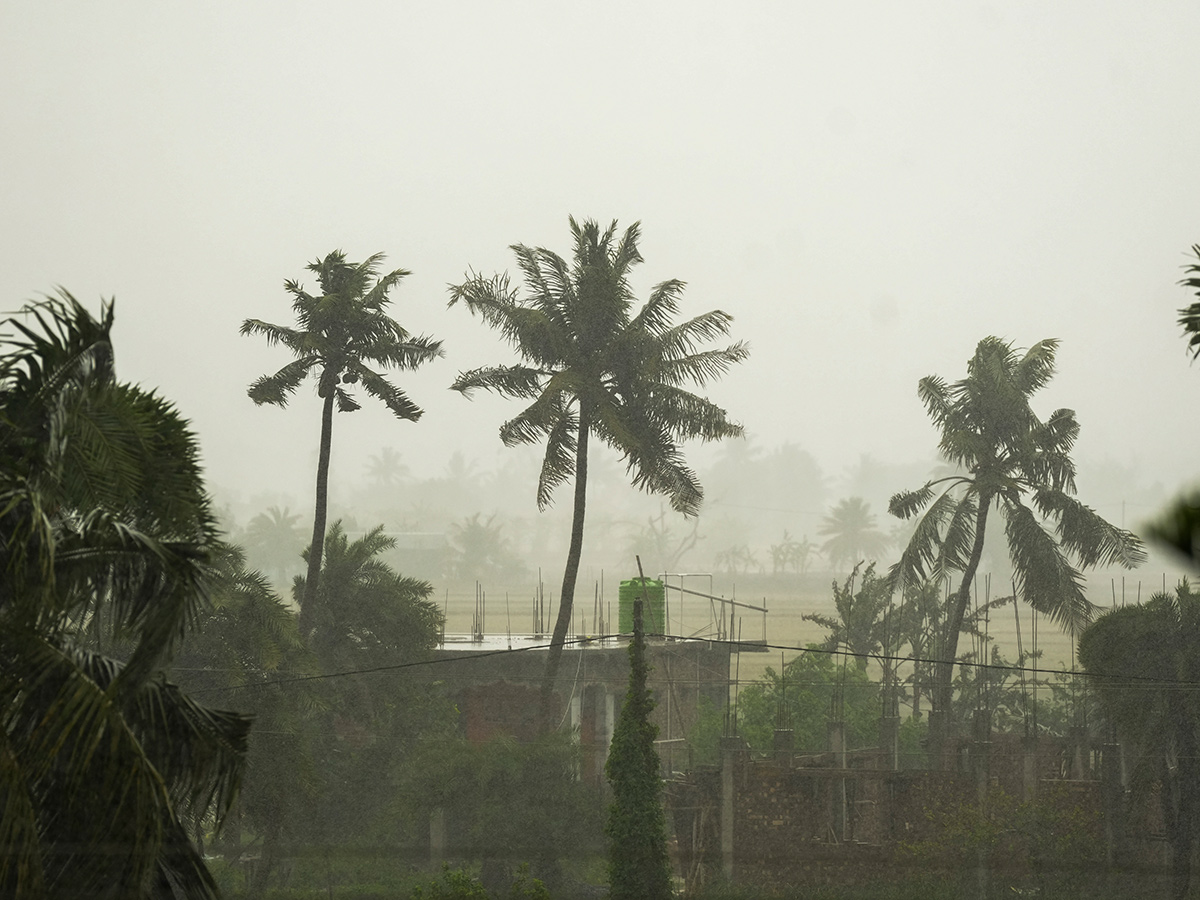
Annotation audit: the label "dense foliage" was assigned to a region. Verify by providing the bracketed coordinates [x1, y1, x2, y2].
[0, 295, 249, 898]
[1080, 579, 1200, 899]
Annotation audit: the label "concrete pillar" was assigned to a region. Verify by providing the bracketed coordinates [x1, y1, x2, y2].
[1021, 735, 1039, 802]
[773, 728, 794, 762]
[828, 721, 847, 842]
[719, 736, 742, 880]
[430, 807, 446, 865]
[927, 708, 947, 770]
[1069, 725, 1090, 780]
[879, 717, 901, 771]
[1100, 742, 1124, 866]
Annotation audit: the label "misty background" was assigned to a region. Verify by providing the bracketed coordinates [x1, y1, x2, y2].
[2, 2, 1197, 622]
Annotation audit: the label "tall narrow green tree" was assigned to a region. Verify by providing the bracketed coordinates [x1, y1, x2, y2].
[888, 336, 1144, 759]
[241, 251, 443, 627]
[605, 595, 672, 900]
[449, 217, 747, 711]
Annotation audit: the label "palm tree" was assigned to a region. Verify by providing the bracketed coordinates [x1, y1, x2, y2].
[241, 251, 444, 625]
[242, 505, 306, 586]
[819, 496, 890, 572]
[0, 293, 249, 898]
[449, 217, 748, 707]
[888, 336, 1144, 760]
[365, 446, 410, 490]
[1079, 580, 1200, 900]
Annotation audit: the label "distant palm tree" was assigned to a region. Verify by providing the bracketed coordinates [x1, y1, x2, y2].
[889, 336, 1144, 760]
[449, 217, 748, 705]
[242, 251, 444, 630]
[365, 446, 410, 490]
[818, 497, 890, 571]
[243, 505, 305, 585]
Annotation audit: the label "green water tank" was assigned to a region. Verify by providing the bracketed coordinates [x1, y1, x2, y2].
[618, 578, 666, 636]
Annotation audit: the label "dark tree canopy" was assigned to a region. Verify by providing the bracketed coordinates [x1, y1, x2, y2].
[0, 294, 249, 898]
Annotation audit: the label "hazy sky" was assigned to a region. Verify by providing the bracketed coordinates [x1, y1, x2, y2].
[3, 2, 1199, 528]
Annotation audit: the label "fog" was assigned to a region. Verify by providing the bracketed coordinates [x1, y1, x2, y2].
[3, 2, 1198, 572]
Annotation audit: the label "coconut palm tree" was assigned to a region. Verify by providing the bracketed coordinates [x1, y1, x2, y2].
[888, 336, 1144, 760]
[448, 217, 748, 707]
[0, 293, 250, 898]
[241, 251, 444, 628]
[819, 496, 890, 572]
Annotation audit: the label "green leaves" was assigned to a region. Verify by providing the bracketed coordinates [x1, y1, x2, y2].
[449, 217, 746, 515]
[890, 336, 1144, 750]
[0, 294, 248, 899]
[1177, 244, 1200, 360]
[244, 251, 444, 419]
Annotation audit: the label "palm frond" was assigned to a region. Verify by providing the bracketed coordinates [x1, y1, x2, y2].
[1178, 244, 1200, 360]
[1013, 338, 1060, 395]
[888, 483, 935, 520]
[932, 492, 978, 579]
[333, 384, 362, 413]
[655, 310, 738, 360]
[361, 332, 444, 370]
[247, 356, 320, 406]
[1034, 488, 1146, 569]
[1004, 500, 1094, 633]
[655, 342, 750, 387]
[916, 374, 951, 426]
[451, 364, 546, 401]
[887, 487, 962, 587]
[628, 279, 685, 336]
[498, 378, 574, 449]
[238, 318, 308, 353]
[535, 406, 578, 510]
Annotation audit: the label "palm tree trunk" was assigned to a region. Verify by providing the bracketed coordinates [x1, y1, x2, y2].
[300, 388, 335, 637]
[930, 496, 992, 766]
[540, 407, 590, 731]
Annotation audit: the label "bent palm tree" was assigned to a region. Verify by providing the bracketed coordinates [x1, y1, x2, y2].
[0, 294, 249, 898]
[888, 336, 1144, 760]
[241, 251, 443, 629]
[449, 217, 747, 712]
